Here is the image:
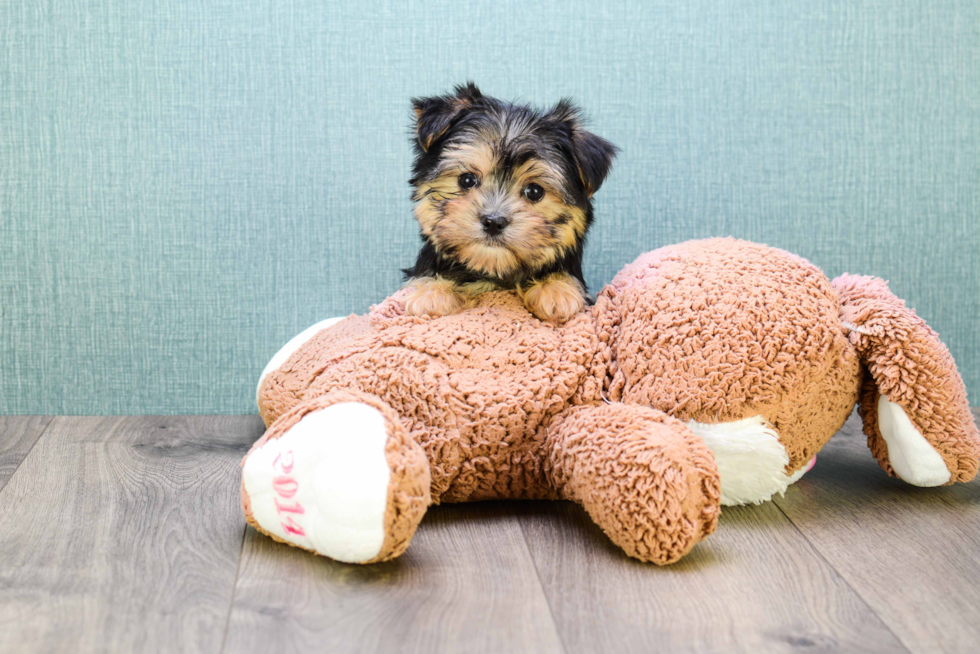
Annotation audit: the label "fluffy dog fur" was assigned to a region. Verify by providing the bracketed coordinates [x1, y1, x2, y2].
[402, 83, 618, 323]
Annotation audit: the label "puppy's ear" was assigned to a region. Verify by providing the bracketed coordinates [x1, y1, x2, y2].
[412, 82, 483, 152]
[550, 98, 619, 196]
[573, 129, 618, 196]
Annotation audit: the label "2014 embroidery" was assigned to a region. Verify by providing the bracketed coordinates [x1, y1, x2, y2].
[272, 450, 306, 537]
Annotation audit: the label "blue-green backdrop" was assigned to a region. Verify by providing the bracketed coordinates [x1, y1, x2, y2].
[2, 0, 978, 414]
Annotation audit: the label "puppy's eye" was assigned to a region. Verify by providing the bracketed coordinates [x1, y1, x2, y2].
[523, 183, 545, 203]
[458, 173, 479, 190]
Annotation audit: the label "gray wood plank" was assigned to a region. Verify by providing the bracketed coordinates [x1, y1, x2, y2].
[0, 416, 53, 491]
[520, 498, 907, 654]
[0, 415, 263, 654]
[225, 502, 565, 654]
[773, 409, 980, 654]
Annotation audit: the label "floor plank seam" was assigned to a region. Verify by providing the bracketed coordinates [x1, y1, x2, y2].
[217, 523, 249, 654]
[0, 415, 55, 496]
[517, 514, 571, 654]
[770, 499, 914, 654]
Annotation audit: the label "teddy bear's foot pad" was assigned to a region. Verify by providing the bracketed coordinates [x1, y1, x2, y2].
[242, 401, 392, 563]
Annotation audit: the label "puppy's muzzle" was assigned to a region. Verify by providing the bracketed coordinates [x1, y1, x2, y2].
[480, 213, 510, 236]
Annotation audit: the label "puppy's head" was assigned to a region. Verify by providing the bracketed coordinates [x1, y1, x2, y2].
[409, 83, 618, 281]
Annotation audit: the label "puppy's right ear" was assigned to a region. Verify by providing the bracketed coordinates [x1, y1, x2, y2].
[549, 98, 619, 197]
[412, 82, 483, 152]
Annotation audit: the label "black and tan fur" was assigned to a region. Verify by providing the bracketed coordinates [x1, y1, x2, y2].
[402, 83, 618, 323]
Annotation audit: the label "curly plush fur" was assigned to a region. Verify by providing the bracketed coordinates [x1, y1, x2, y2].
[245, 238, 979, 565]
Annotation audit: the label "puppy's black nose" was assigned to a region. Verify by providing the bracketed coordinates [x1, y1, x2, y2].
[480, 213, 510, 236]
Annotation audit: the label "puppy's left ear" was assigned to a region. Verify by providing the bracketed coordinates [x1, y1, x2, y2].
[550, 99, 619, 196]
[412, 82, 483, 153]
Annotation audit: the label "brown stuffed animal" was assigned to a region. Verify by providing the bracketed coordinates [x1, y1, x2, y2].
[243, 238, 980, 565]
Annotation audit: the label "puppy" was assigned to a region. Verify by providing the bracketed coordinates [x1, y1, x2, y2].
[402, 83, 618, 324]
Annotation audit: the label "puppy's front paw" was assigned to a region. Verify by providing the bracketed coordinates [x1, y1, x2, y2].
[404, 277, 467, 317]
[521, 273, 586, 324]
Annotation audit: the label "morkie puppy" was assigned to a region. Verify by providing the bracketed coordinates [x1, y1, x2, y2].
[402, 83, 618, 324]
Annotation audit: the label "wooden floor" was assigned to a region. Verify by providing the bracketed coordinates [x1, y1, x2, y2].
[1, 410, 978, 653]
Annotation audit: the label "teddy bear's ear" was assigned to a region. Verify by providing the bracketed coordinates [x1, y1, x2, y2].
[549, 98, 619, 197]
[412, 82, 483, 153]
[833, 273, 980, 486]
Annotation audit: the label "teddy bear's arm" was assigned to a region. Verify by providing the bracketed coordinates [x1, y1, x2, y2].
[544, 402, 721, 564]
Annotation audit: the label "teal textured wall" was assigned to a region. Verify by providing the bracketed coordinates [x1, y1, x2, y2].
[1, 0, 978, 414]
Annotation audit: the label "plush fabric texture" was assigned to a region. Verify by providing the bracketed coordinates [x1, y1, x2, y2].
[260, 291, 606, 504]
[245, 238, 980, 564]
[243, 389, 430, 563]
[546, 403, 720, 563]
[598, 238, 862, 472]
[833, 274, 980, 483]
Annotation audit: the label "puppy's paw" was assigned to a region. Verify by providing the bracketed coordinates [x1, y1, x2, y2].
[403, 277, 467, 317]
[521, 273, 587, 324]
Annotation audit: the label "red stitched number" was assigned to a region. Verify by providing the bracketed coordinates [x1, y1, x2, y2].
[274, 496, 305, 514]
[272, 450, 294, 474]
[281, 516, 306, 536]
[272, 476, 299, 498]
[272, 449, 305, 537]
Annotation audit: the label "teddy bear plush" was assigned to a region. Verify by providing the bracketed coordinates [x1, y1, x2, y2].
[243, 238, 980, 565]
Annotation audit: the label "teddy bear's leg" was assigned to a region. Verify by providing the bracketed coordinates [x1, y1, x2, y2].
[545, 402, 721, 564]
[834, 274, 980, 486]
[255, 316, 347, 408]
[241, 389, 431, 564]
